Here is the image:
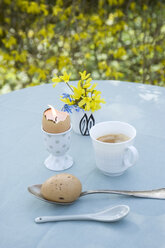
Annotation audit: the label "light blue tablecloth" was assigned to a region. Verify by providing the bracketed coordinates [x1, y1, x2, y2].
[0, 80, 165, 248]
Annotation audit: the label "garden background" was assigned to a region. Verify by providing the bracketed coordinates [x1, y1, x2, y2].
[0, 0, 165, 94]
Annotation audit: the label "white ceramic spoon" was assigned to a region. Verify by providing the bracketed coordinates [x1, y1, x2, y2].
[35, 205, 129, 223]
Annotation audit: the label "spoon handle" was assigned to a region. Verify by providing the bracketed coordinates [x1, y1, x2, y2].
[35, 215, 91, 223]
[80, 188, 165, 199]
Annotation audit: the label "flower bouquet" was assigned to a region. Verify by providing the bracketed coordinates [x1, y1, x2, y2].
[52, 71, 105, 135]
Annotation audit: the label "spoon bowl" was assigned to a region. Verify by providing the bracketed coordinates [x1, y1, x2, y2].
[35, 205, 130, 223]
[28, 184, 73, 205]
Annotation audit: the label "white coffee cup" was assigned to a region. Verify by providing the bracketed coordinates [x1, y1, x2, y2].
[90, 121, 138, 176]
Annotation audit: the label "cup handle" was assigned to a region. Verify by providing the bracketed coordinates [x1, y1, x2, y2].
[123, 146, 139, 168]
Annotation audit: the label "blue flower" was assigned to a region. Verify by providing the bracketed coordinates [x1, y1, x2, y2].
[73, 105, 82, 112]
[61, 104, 84, 114]
[61, 104, 73, 113]
[61, 93, 72, 102]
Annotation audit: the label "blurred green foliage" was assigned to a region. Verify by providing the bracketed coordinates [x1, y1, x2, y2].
[0, 0, 165, 94]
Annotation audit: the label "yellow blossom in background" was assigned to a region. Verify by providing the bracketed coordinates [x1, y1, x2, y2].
[73, 33, 80, 41]
[0, 0, 165, 94]
[143, 4, 148, 11]
[113, 47, 126, 59]
[2, 36, 17, 48]
[130, 2, 136, 10]
[79, 71, 91, 81]
[85, 53, 91, 59]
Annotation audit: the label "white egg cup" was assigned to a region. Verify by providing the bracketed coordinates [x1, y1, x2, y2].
[42, 126, 73, 171]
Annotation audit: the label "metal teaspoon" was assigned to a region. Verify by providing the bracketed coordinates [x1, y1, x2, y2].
[28, 184, 165, 205]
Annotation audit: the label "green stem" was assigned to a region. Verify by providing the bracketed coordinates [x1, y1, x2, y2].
[66, 82, 74, 93]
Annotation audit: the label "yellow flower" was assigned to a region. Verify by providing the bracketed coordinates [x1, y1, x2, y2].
[92, 90, 101, 97]
[52, 74, 61, 87]
[89, 83, 98, 92]
[72, 82, 85, 99]
[52, 71, 105, 112]
[83, 78, 92, 88]
[85, 102, 91, 111]
[61, 97, 74, 105]
[52, 77, 60, 83]
[78, 97, 91, 110]
[94, 94, 106, 103]
[52, 82, 59, 87]
[90, 101, 101, 112]
[78, 97, 87, 107]
[60, 71, 71, 83]
[79, 71, 90, 81]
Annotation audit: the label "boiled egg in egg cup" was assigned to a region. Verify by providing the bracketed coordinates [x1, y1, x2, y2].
[42, 105, 73, 171]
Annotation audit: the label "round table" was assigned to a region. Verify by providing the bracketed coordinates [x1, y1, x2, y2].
[1, 80, 165, 248]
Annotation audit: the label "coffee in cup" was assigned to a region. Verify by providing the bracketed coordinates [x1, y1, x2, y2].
[97, 133, 130, 143]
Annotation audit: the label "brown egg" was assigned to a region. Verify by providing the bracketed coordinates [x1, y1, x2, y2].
[42, 107, 70, 134]
[41, 174, 82, 203]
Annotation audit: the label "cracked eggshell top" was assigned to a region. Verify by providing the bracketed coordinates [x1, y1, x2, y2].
[42, 108, 70, 133]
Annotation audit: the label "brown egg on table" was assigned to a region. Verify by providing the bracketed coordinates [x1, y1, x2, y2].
[42, 105, 70, 134]
[41, 173, 82, 203]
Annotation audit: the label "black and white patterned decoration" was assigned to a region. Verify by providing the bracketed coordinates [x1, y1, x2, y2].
[79, 113, 95, 136]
